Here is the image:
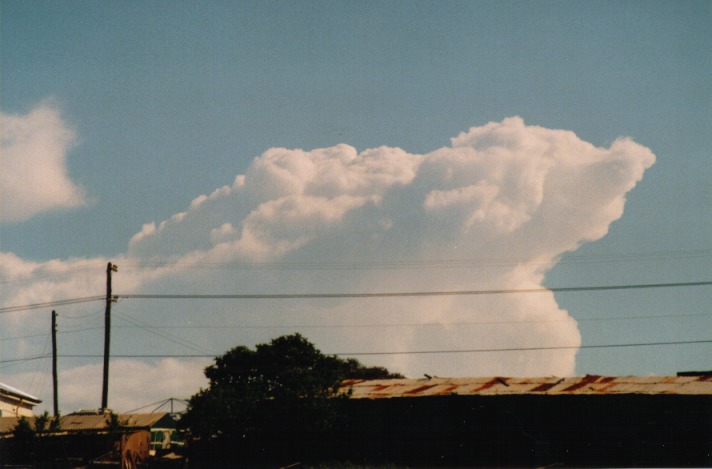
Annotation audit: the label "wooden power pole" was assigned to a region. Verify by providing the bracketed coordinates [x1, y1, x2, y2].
[101, 262, 118, 411]
[52, 310, 59, 417]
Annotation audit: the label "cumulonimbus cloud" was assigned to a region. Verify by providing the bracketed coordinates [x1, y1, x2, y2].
[1, 103, 86, 223]
[1, 116, 655, 412]
[123, 116, 654, 377]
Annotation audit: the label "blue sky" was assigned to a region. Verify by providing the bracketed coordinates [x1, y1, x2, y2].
[1, 1, 710, 412]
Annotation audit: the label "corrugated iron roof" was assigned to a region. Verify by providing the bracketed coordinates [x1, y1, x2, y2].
[0, 417, 22, 435]
[121, 412, 171, 428]
[341, 375, 712, 398]
[61, 411, 170, 431]
[60, 411, 112, 431]
[0, 412, 171, 435]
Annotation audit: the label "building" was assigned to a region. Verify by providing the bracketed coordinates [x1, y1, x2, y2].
[334, 374, 712, 467]
[185, 374, 712, 467]
[0, 382, 41, 417]
[0, 410, 184, 467]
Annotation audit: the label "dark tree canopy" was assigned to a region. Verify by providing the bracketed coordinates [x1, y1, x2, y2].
[183, 333, 402, 442]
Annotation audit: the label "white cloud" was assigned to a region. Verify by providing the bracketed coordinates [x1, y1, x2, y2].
[124, 116, 654, 379]
[1, 117, 655, 412]
[1, 104, 86, 223]
[3, 359, 209, 414]
[60, 359, 209, 413]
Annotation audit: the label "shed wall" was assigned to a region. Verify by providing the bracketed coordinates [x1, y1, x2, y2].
[333, 394, 712, 467]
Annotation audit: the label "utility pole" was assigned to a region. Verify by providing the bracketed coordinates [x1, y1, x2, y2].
[51, 310, 59, 417]
[101, 262, 118, 411]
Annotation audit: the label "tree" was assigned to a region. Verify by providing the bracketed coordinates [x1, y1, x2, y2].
[183, 333, 402, 444]
[339, 357, 404, 380]
[10, 416, 37, 464]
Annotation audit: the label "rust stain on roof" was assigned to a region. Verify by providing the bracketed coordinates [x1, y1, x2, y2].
[438, 385, 460, 395]
[530, 382, 558, 393]
[561, 375, 602, 392]
[472, 378, 504, 392]
[371, 385, 392, 392]
[404, 384, 438, 395]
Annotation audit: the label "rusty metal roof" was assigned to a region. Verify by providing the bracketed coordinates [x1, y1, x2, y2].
[340, 375, 712, 398]
[0, 412, 171, 436]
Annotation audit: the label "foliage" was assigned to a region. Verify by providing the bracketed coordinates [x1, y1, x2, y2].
[33, 411, 52, 434]
[12, 411, 59, 437]
[339, 358, 404, 380]
[183, 333, 402, 443]
[10, 416, 37, 464]
[12, 416, 36, 439]
[106, 410, 123, 433]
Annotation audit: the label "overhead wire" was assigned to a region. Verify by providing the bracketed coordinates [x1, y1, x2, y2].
[0, 296, 104, 314]
[335, 339, 712, 356]
[2, 311, 709, 343]
[1, 278, 709, 367]
[0, 355, 50, 368]
[113, 310, 215, 355]
[0, 263, 100, 285]
[119, 248, 712, 271]
[107, 311, 712, 331]
[0, 332, 50, 341]
[124, 398, 190, 414]
[27, 334, 51, 397]
[57, 325, 105, 335]
[52, 338, 712, 359]
[60, 310, 103, 320]
[1, 280, 710, 315]
[116, 280, 712, 300]
[3, 336, 710, 370]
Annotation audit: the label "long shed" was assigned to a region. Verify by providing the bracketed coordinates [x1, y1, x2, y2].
[333, 375, 712, 467]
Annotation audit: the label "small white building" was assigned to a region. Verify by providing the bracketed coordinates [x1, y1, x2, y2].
[0, 382, 41, 417]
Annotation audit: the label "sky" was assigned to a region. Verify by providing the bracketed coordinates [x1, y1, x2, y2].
[1, 1, 710, 415]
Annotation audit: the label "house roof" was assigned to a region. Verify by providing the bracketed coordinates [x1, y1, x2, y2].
[341, 375, 712, 398]
[59, 411, 172, 432]
[0, 411, 173, 436]
[0, 382, 41, 404]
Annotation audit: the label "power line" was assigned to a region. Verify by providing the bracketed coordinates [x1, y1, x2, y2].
[61, 310, 103, 320]
[4, 338, 709, 370]
[107, 311, 712, 331]
[0, 355, 50, 365]
[3, 311, 708, 343]
[114, 311, 215, 355]
[51, 338, 712, 359]
[59, 326, 104, 335]
[117, 280, 712, 300]
[2, 249, 707, 287]
[0, 264, 100, 285]
[58, 354, 214, 359]
[335, 339, 712, 356]
[119, 248, 712, 271]
[2, 280, 710, 315]
[0, 296, 104, 314]
[0, 332, 50, 341]
[124, 398, 189, 414]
